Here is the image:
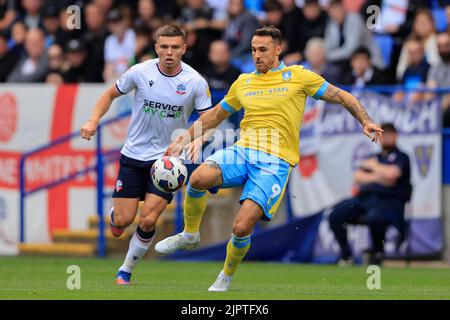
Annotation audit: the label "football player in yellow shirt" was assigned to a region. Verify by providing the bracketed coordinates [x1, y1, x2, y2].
[155, 25, 383, 291]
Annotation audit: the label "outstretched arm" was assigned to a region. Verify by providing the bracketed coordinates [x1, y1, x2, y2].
[320, 84, 383, 142]
[80, 85, 121, 140]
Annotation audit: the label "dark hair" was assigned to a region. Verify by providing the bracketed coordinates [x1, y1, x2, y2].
[264, 0, 283, 13]
[155, 24, 186, 41]
[352, 47, 371, 60]
[381, 123, 397, 133]
[304, 0, 320, 5]
[254, 25, 282, 44]
[329, 0, 343, 6]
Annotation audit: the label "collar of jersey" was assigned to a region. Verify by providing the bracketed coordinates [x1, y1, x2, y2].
[254, 61, 286, 75]
[156, 63, 183, 77]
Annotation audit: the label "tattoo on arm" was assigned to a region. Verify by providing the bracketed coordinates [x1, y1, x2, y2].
[321, 84, 372, 125]
[205, 160, 221, 171]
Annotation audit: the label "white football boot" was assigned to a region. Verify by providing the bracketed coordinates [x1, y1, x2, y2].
[208, 271, 233, 292]
[154, 232, 200, 255]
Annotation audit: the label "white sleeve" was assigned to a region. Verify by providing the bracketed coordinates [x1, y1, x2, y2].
[194, 77, 213, 112]
[115, 64, 138, 94]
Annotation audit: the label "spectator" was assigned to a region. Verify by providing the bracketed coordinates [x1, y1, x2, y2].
[301, 37, 341, 84]
[223, 0, 259, 70]
[179, 0, 214, 32]
[178, 0, 215, 69]
[93, 0, 114, 13]
[294, 0, 328, 64]
[83, 2, 108, 82]
[0, 32, 19, 82]
[7, 20, 26, 55]
[329, 123, 412, 266]
[279, 0, 303, 65]
[133, 25, 157, 64]
[103, 6, 136, 82]
[324, 0, 384, 70]
[0, 0, 17, 32]
[7, 28, 48, 82]
[425, 32, 450, 127]
[45, 71, 63, 84]
[206, 0, 230, 26]
[135, 0, 164, 31]
[16, 0, 43, 29]
[61, 38, 89, 83]
[396, 9, 441, 81]
[341, 47, 389, 87]
[393, 36, 430, 104]
[56, 4, 83, 47]
[47, 43, 63, 74]
[203, 40, 241, 93]
[41, 3, 66, 48]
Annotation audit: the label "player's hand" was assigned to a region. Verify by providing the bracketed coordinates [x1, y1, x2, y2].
[80, 119, 98, 140]
[165, 138, 185, 157]
[362, 121, 383, 143]
[186, 137, 203, 163]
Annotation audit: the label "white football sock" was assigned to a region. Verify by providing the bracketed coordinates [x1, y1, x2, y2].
[119, 230, 155, 273]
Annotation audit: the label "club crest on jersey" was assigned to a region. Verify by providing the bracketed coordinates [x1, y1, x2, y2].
[282, 71, 291, 81]
[176, 84, 187, 95]
[115, 179, 123, 192]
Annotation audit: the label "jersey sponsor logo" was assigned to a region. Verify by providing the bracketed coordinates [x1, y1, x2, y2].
[176, 84, 187, 95]
[414, 145, 433, 177]
[282, 70, 291, 81]
[142, 99, 185, 119]
[149, 80, 154, 87]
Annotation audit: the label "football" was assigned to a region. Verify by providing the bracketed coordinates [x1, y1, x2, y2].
[151, 156, 188, 193]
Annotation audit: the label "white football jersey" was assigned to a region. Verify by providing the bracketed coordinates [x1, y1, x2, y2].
[115, 58, 212, 161]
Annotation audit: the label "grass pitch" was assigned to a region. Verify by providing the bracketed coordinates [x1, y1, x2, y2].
[0, 256, 449, 300]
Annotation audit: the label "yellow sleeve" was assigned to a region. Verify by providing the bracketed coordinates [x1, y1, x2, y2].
[301, 69, 330, 100]
[219, 77, 242, 113]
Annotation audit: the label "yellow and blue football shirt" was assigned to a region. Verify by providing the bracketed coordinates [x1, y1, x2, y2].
[220, 62, 329, 166]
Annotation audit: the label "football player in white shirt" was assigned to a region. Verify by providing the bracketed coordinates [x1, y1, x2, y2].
[80, 25, 213, 285]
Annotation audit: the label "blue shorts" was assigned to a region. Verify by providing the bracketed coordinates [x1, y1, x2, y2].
[206, 146, 292, 221]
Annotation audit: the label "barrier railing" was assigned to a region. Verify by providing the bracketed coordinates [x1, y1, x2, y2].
[19, 110, 131, 257]
[18, 86, 450, 257]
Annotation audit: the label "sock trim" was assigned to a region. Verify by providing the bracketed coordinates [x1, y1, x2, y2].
[187, 183, 206, 198]
[136, 226, 155, 243]
[231, 233, 251, 248]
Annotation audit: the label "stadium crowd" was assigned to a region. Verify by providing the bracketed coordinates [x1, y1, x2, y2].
[0, 0, 449, 125]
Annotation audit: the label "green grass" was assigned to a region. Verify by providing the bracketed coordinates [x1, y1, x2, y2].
[0, 256, 449, 299]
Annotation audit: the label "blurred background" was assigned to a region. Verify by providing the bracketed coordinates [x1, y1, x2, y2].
[0, 0, 449, 266]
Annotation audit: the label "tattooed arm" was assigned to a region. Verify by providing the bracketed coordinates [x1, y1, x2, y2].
[320, 84, 383, 142]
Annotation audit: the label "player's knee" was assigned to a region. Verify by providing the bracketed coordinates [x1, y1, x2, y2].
[189, 169, 214, 190]
[232, 221, 252, 238]
[112, 210, 134, 228]
[139, 213, 158, 231]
